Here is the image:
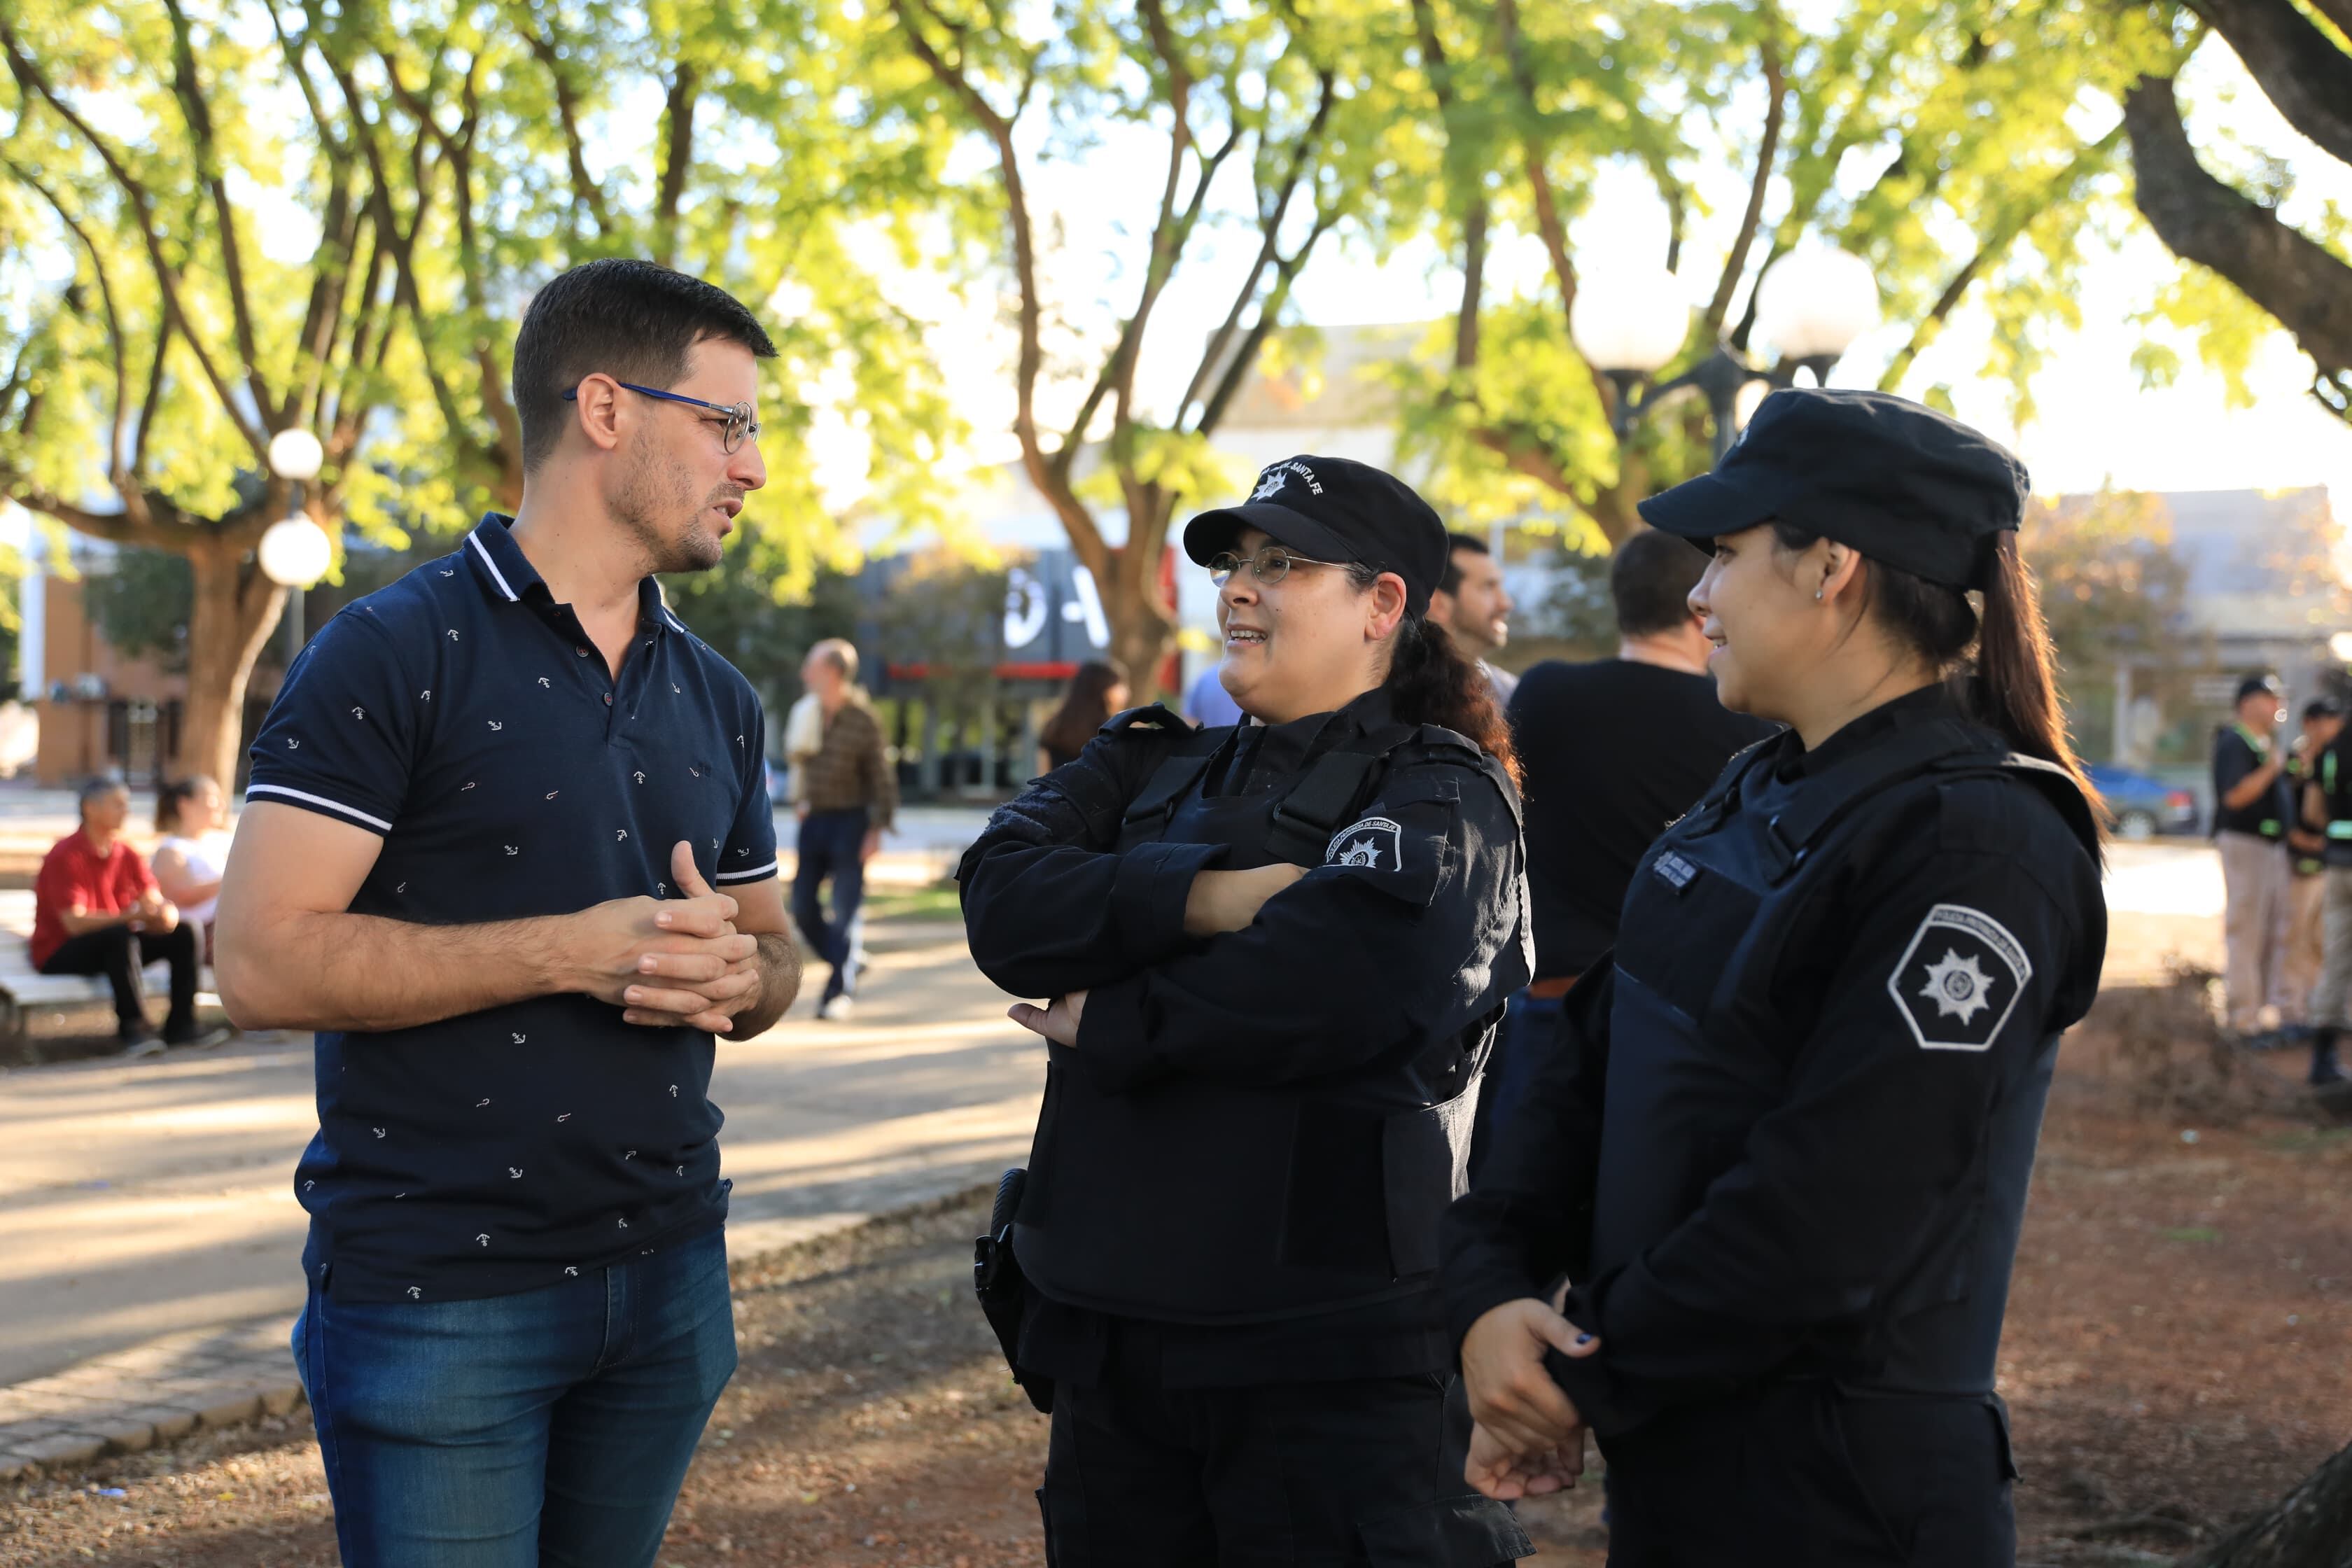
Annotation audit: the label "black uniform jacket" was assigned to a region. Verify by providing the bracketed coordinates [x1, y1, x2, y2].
[960, 687, 1531, 1386]
[1442, 685, 2106, 1435]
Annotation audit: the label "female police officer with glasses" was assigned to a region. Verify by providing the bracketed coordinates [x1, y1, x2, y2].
[958, 455, 1535, 1566]
[1446, 389, 2107, 1567]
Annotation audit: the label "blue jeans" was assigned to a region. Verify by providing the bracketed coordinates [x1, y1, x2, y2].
[792, 808, 868, 1000]
[292, 1228, 736, 1568]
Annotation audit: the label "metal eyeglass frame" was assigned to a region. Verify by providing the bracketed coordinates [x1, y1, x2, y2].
[564, 380, 761, 453]
[1205, 545, 1347, 587]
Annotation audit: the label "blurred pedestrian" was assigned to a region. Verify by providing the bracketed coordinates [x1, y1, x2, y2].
[33, 776, 214, 1057]
[2213, 673, 2290, 1039]
[1474, 530, 1776, 1170]
[962, 454, 1532, 1566]
[2276, 698, 2341, 1035]
[152, 774, 231, 965]
[1449, 390, 2106, 1565]
[1430, 531, 1518, 704]
[216, 258, 799, 1568]
[1183, 657, 1245, 728]
[1037, 659, 1131, 773]
[794, 637, 897, 1020]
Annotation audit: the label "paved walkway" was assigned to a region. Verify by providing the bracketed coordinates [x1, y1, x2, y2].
[0, 910, 1039, 1476]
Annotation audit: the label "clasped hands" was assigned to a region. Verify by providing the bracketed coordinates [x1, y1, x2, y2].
[1460, 1294, 1602, 1501]
[1007, 862, 1306, 1046]
[577, 840, 764, 1034]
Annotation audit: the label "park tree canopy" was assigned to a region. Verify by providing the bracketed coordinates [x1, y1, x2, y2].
[0, 0, 961, 785]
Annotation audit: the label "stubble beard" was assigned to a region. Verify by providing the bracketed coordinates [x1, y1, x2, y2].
[614, 438, 729, 576]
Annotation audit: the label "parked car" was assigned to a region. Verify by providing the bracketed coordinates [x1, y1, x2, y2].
[2085, 764, 2199, 840]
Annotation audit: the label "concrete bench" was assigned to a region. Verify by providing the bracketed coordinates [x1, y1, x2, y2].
[0, 890, 217, 1042]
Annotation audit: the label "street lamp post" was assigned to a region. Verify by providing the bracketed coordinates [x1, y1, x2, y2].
[261, 430, 332, 668]
[1572, 247, 1883, 463]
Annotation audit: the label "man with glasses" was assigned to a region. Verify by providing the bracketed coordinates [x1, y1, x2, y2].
[216, 259, 800, 1568]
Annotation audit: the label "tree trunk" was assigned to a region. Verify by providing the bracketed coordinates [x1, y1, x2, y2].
[2176, 1438, 2352, 1567]
[1101, 566, 1176, 708]
[181, 532, 288, 791]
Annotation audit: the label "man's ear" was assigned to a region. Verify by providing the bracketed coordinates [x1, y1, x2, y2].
[569, 372, 628, 455]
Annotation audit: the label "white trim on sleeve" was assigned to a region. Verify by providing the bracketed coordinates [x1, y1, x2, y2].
[713, 859, 778, 883]
[245, 783, 396, 833]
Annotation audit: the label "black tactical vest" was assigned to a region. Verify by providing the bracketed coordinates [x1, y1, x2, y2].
[1011, 706, 1523, 1324]
[1601, 715, 2100, 1394]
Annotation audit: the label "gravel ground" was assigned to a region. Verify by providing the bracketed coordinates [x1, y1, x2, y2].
[1, 995, 2345, 1567]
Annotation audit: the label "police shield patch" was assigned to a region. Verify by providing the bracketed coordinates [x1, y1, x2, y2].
[1326, 816, 1404, 872]
[1888, 903, 2031, 1051]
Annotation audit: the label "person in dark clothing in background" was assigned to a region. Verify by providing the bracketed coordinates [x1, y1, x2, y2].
[2213, 673, 2290, 1040]
[1037, 659, 1131, 774]
[1476, 530, 1775, 1161]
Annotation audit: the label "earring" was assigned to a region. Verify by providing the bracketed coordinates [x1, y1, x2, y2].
[1814, 588, 1824, 601]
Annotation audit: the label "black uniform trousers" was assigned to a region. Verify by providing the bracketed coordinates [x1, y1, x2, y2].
[1036, 1335, 1528, 1567]
[39, 921, 199, 1037]
[1597, 1381, 2017, 1568]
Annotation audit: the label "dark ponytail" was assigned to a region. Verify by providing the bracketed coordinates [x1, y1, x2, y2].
[1771, 523, 2097, 820]
[1347, 563, 1520, 788]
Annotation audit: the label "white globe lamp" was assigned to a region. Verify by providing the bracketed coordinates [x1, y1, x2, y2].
[259, 516, 333, 589]
[267, 428, 325, 483]
[1569, 266, 1693, 377]
[1755, 247, 1881, 370]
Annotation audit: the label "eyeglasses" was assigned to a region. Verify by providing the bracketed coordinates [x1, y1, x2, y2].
[1207, 545, 1343, 587]
[565, 380, 761, 454]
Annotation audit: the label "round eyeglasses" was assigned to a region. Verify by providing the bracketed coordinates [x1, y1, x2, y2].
[1206, 545, 1343, 587]
[565, 381, 762, 454]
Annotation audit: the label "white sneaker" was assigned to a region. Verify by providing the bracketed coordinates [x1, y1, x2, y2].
[818, 994, 854, 1021]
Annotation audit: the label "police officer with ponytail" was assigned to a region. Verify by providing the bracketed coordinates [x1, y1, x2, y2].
[1445, 390, 2107, 1566]
[960, 456, 1534, 1566]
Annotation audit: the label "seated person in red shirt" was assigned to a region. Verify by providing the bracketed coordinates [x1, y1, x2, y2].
[32, 777, 212, 1057]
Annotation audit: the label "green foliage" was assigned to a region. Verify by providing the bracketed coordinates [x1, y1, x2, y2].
[84, 549, 195, 672]
[2025, 488, 2208, 758]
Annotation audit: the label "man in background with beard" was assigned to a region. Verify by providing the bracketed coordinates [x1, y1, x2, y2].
[216, 259, 800, 1568]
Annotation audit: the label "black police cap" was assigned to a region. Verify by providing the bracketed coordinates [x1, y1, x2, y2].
[2237, 673, 2282, 704]
[1637, 387, 2031, 592]
[1184, 456, 1449, 617]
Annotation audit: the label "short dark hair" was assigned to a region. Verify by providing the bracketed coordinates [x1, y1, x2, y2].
[513, 260, 779, 472]
[76, 774, 127, 817]
[1437, 531, 1490, 597]
[1611, 528, 1707, 636]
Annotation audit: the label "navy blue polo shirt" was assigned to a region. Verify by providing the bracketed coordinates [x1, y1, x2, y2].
[248, 514, 778, 1303]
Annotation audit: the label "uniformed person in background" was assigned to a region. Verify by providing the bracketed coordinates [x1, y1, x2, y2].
[2212, 673, 2290, 1041]
[1444, 388, 2107, 1567]
[2296, 710, 2352, 1088]
[2276, 698, 2342, 1043]
[958, 455, 1534, 1566]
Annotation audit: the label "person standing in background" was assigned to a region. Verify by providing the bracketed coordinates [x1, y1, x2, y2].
[1037, 659, 1131, 774]
[794, 638, 897, 1020]
[1474, 530, 1776, 1168]
[2213, 673, 2290, 1040]
[1430, 532, 1518, 705]
[2276, 698, 2342, 1040]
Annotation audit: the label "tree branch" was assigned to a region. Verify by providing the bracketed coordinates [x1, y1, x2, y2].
[2123, 73, 2352, 396]
[0, 18, 265, 458]
[8, 162, 134, 491]
[656, 62, 700, 267]
[2189, 0, 2352, 169]
[1877, 124, 2123, 393]
[162, 0, 275, 428]
[1704, 35, 1785, 337]
[519, 8, 612, 238]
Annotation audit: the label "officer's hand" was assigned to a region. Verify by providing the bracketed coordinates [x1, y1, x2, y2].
[1182, 864, 1306, 937]
[1465, 1420, 1584, 1501]
[1009, 990, 1086, 1046]
[1462, 1297, 1595, 1457]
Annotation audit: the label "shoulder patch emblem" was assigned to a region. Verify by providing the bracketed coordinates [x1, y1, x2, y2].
[1889, 902, 2032, 1051]
[1326, 816, 1404, 872]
